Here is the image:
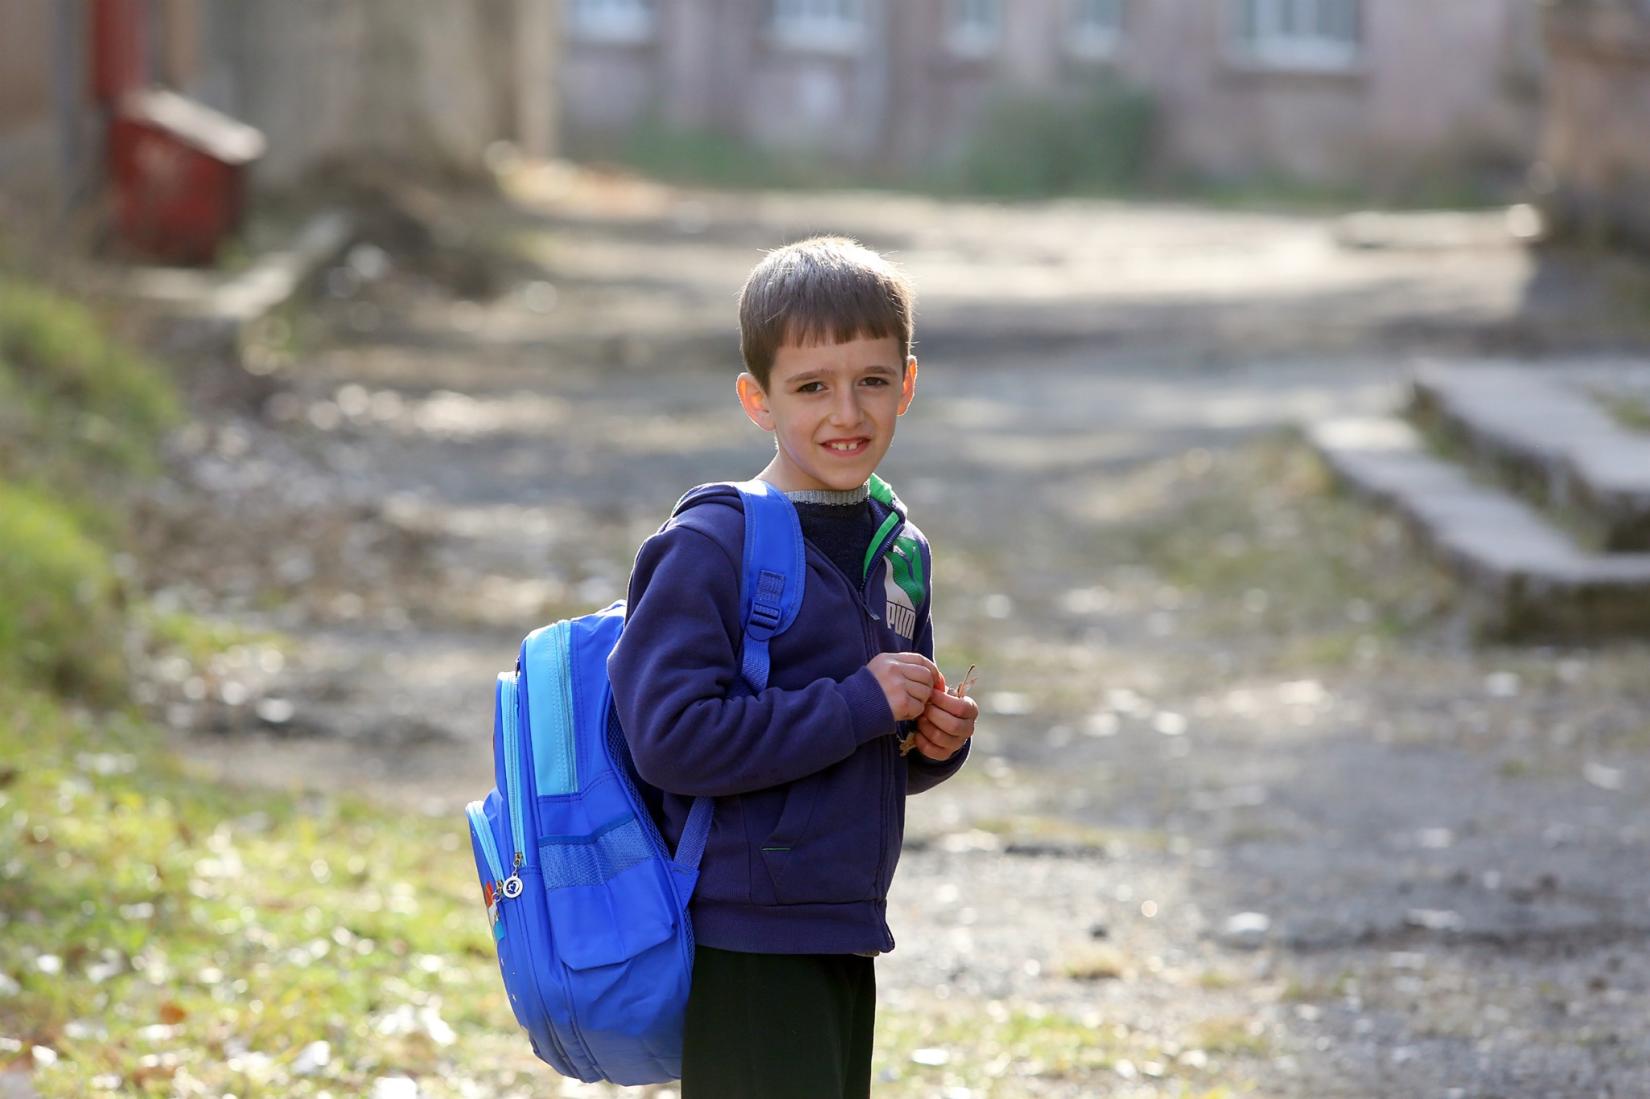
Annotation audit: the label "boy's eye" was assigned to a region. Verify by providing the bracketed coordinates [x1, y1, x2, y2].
[793, 375, 890, 393]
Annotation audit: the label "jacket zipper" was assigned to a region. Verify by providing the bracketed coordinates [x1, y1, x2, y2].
[862, 508, 907, 949]
[796, 510, 906, 949]
[847, 522, 903, 934]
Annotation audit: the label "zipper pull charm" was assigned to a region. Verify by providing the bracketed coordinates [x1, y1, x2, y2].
[502, 874, 523, 899]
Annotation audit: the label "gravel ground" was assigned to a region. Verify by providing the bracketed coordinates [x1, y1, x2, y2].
[141, 173, 1650, 1097]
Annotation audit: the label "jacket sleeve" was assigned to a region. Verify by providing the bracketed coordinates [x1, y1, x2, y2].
[608, 522, 895, 798]
[906, 537, 970, 794]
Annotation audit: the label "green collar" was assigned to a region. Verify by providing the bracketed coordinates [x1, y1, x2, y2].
[861, 473, 902, 580]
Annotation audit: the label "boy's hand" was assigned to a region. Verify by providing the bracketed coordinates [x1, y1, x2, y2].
[867, 652, 939, 722]
[911, 687, 978, 763]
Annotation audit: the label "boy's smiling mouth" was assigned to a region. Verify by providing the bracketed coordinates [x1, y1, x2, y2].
[823, 438, 870, 455]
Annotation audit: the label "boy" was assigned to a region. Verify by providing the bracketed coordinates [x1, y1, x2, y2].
[607, 236, 978, 1098]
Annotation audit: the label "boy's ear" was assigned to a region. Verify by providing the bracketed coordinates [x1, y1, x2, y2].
[736, 372, 775, 431]
[897, 356, 918, 416]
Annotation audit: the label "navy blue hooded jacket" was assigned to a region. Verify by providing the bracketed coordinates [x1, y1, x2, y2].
[607, 479, 969, 955]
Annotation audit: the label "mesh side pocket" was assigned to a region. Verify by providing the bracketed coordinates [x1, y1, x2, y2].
[606, 704, 672, 862]
[540, 815, 652, 890]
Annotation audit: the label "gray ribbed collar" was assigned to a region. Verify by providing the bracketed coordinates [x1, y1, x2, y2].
[783, 483, 870, 506]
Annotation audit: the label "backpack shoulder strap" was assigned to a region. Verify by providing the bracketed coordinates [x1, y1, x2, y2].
[663, 479, 804, 872]
[731, 478, 804, 694]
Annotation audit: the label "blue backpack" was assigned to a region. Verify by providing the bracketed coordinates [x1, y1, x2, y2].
[464, 480, 804, 1085]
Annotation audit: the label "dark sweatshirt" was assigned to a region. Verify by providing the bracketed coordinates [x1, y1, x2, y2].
[606, 478, 969, 955]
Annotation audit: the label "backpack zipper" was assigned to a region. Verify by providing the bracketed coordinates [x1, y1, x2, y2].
[551, 622, 577, 793]
[466, 801, 513, 946]
[467, 800, 509, 889]
[500, 670, 528, 888]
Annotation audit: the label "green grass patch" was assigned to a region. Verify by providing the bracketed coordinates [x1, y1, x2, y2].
[0, 273, 187, 704]
[0, 686, 539, 1098]
[578, 117, 863, 192]
[1278, 970, 1355, 1003]
[970, 814, 1166, 855]
[948, 78, 1156, 198]
[1107, 434, 1457, 667]
[875, 999, 1260, 1095]
[1197, 968, 1241, 991]
[1059, 945, 1128, 982]
[0, 270, 552, 1097]
[573, 78, 1158, 200]
[0, 280, 180, 480]
[1189, 1016, 1272, 1057]
[1594, 390, 1650, 435]
[136, 607, 289, 674]
[0, 483, 125, 702]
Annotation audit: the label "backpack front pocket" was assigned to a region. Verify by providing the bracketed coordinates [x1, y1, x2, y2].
[545, 863, 676, 970]
[540, 816, 693, 1079]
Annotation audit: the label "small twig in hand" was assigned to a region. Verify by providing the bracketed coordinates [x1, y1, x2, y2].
[899, 664, 977, 756]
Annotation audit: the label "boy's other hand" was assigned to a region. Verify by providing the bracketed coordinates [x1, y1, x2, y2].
[912, 688, 979, 763]
[867, 652, 939, 722]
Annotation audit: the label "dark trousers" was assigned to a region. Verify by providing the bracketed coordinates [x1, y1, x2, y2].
[681, 945, 876, 1099]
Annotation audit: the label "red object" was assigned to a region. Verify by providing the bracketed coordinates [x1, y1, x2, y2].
[92, 0, 147, 103]
[108, 89, 266, 265]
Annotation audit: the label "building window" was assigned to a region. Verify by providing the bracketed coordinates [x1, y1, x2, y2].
[768, 0, 866, 52]
[1232, 0, 1361, 70]
[948, 0, 1001, 58]
[568, 0, 656, 43]
[1069, 0, 1124, 60]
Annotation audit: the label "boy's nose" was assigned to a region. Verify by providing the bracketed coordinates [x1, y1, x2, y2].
[829, 389, 862, 427]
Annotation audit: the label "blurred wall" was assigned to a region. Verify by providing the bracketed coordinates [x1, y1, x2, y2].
[1541, 0, 1650, 245]
[195, 0, 523, 186]
[1124, 0, 1541, 191]
[0, 0, 561, 208]
[561, 0, 1543, 193]
[0, 2, 59, 134]
[0, 2, 88, 207]
[0, 0, 213, 208]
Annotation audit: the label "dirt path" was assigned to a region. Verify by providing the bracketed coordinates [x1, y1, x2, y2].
[147, 176, 1650, 1096]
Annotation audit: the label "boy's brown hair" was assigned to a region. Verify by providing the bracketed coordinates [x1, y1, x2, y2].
[738, 236, 915, 391]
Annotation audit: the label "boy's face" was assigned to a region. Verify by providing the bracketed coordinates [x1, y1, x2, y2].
[737, 335, 916, 494]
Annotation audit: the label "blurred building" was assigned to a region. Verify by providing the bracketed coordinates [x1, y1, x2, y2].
[0, 0, 559, 209]
[562, 0, 1544, 192]
[0, 1, 109, 207]
[1541, 0, 1650, 246]
[1, 1, 1556, 206]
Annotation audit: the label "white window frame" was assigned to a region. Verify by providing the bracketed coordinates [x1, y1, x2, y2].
[568, 0, 656, 44]
[768, 0, 866, 53]
[1231, 0, 1362, 72]
[947, 0, 1001, 59]
[1068, 0, 1124, 61]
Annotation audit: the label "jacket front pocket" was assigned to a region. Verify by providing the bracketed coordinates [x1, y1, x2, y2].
[693, 794, 754, 905]
[758, 756, 882, 905]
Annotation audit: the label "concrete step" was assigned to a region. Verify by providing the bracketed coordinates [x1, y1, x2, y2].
[1308, 417, 1650, 640]
[1410, 364, 1650, 551]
